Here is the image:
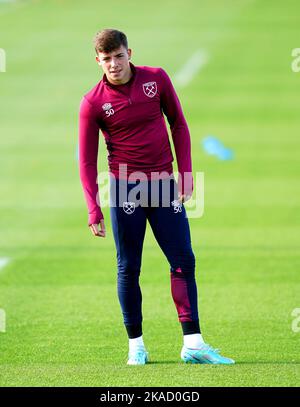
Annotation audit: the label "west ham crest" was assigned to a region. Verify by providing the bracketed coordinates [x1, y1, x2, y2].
[123, 202, 135, 215]
[143, 81, 157, 98]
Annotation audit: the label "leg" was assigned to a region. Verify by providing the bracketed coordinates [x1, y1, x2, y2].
[110, 180, 147, 339]
[147, 181, 200, 334]
[147, 188, 235, 365]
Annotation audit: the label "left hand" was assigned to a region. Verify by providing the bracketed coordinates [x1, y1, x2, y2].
[178, 194, 191, 204]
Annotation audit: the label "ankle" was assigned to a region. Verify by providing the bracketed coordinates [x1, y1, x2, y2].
[183, 333, 205, 348]
[129, 335, 145, 352]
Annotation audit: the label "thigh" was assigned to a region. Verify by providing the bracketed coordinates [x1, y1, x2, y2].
[148, 205, 193, 255]
[147, 180, 194, 268]
[110, 179, 147, 266]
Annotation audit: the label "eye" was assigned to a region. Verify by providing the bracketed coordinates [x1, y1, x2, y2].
[100, 56, 111, 62]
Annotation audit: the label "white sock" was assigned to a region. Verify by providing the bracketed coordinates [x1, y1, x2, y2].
[129, 335, 145, 352]
[184, 333, 205, 349]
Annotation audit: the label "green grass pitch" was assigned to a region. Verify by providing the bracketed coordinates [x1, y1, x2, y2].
[0, 0, 299, 386]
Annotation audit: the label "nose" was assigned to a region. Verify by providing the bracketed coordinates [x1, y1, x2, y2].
[111, 58, 117, 67]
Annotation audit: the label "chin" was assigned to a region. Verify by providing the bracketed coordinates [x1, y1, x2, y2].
[112, 76, 124, 84]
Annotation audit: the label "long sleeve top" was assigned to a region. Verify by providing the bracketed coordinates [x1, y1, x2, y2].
[79, 62, 193, 225]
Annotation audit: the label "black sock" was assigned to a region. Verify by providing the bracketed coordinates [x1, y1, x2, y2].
[181, 320, 201, 335]
[125, 323, 142, 339]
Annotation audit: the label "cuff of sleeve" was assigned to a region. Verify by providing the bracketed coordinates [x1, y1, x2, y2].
[88, 210, 104, 226]
[178, 172, 193, 197]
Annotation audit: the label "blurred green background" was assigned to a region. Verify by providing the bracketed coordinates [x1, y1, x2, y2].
[0, 0, 299, 386]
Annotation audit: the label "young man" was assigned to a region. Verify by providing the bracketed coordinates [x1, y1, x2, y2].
[79, 29, 234, 365]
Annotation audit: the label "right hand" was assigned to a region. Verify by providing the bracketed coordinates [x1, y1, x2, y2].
[89, 219, 106, 238]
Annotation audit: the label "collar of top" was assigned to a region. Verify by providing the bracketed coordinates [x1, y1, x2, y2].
[103, 62, 136, 87]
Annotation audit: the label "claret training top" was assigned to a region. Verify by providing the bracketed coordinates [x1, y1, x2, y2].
[79, 62, 193, 225]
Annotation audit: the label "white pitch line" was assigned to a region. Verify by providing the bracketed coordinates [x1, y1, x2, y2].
[173, 49, 209, 88]
[0, 257, 10, 271]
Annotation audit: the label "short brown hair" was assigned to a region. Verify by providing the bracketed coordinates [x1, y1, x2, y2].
[93, 29, 128, 54]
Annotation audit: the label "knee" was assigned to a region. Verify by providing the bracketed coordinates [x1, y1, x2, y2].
[172, 251, 195, 275]
[118, 260, 141, 278]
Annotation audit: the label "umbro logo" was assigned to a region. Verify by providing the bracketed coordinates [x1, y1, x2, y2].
[102, 102, 114, 117]
[171, 200, 182, 213]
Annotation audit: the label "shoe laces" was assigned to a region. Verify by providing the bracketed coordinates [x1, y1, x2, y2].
[200, 344, 220, 354]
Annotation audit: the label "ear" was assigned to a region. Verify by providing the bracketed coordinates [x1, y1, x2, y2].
[95, 56, 101, 65]
[127, 48, 132, 60]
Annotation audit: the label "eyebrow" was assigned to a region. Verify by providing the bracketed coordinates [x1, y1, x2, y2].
[102, 53, 124, 60]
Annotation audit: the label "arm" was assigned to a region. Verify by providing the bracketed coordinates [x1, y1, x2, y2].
[159, 68, 193, 200]
[78, 96, 105, 233]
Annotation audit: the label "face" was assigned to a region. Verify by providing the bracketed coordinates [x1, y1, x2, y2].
[96, 45, 132, 85]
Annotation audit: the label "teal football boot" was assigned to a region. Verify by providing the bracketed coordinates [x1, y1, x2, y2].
[127, 347, 149, 365]
[181, 344, 235, 365]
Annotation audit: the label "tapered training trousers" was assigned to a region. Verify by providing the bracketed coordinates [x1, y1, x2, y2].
[109, 176, 200, 338]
